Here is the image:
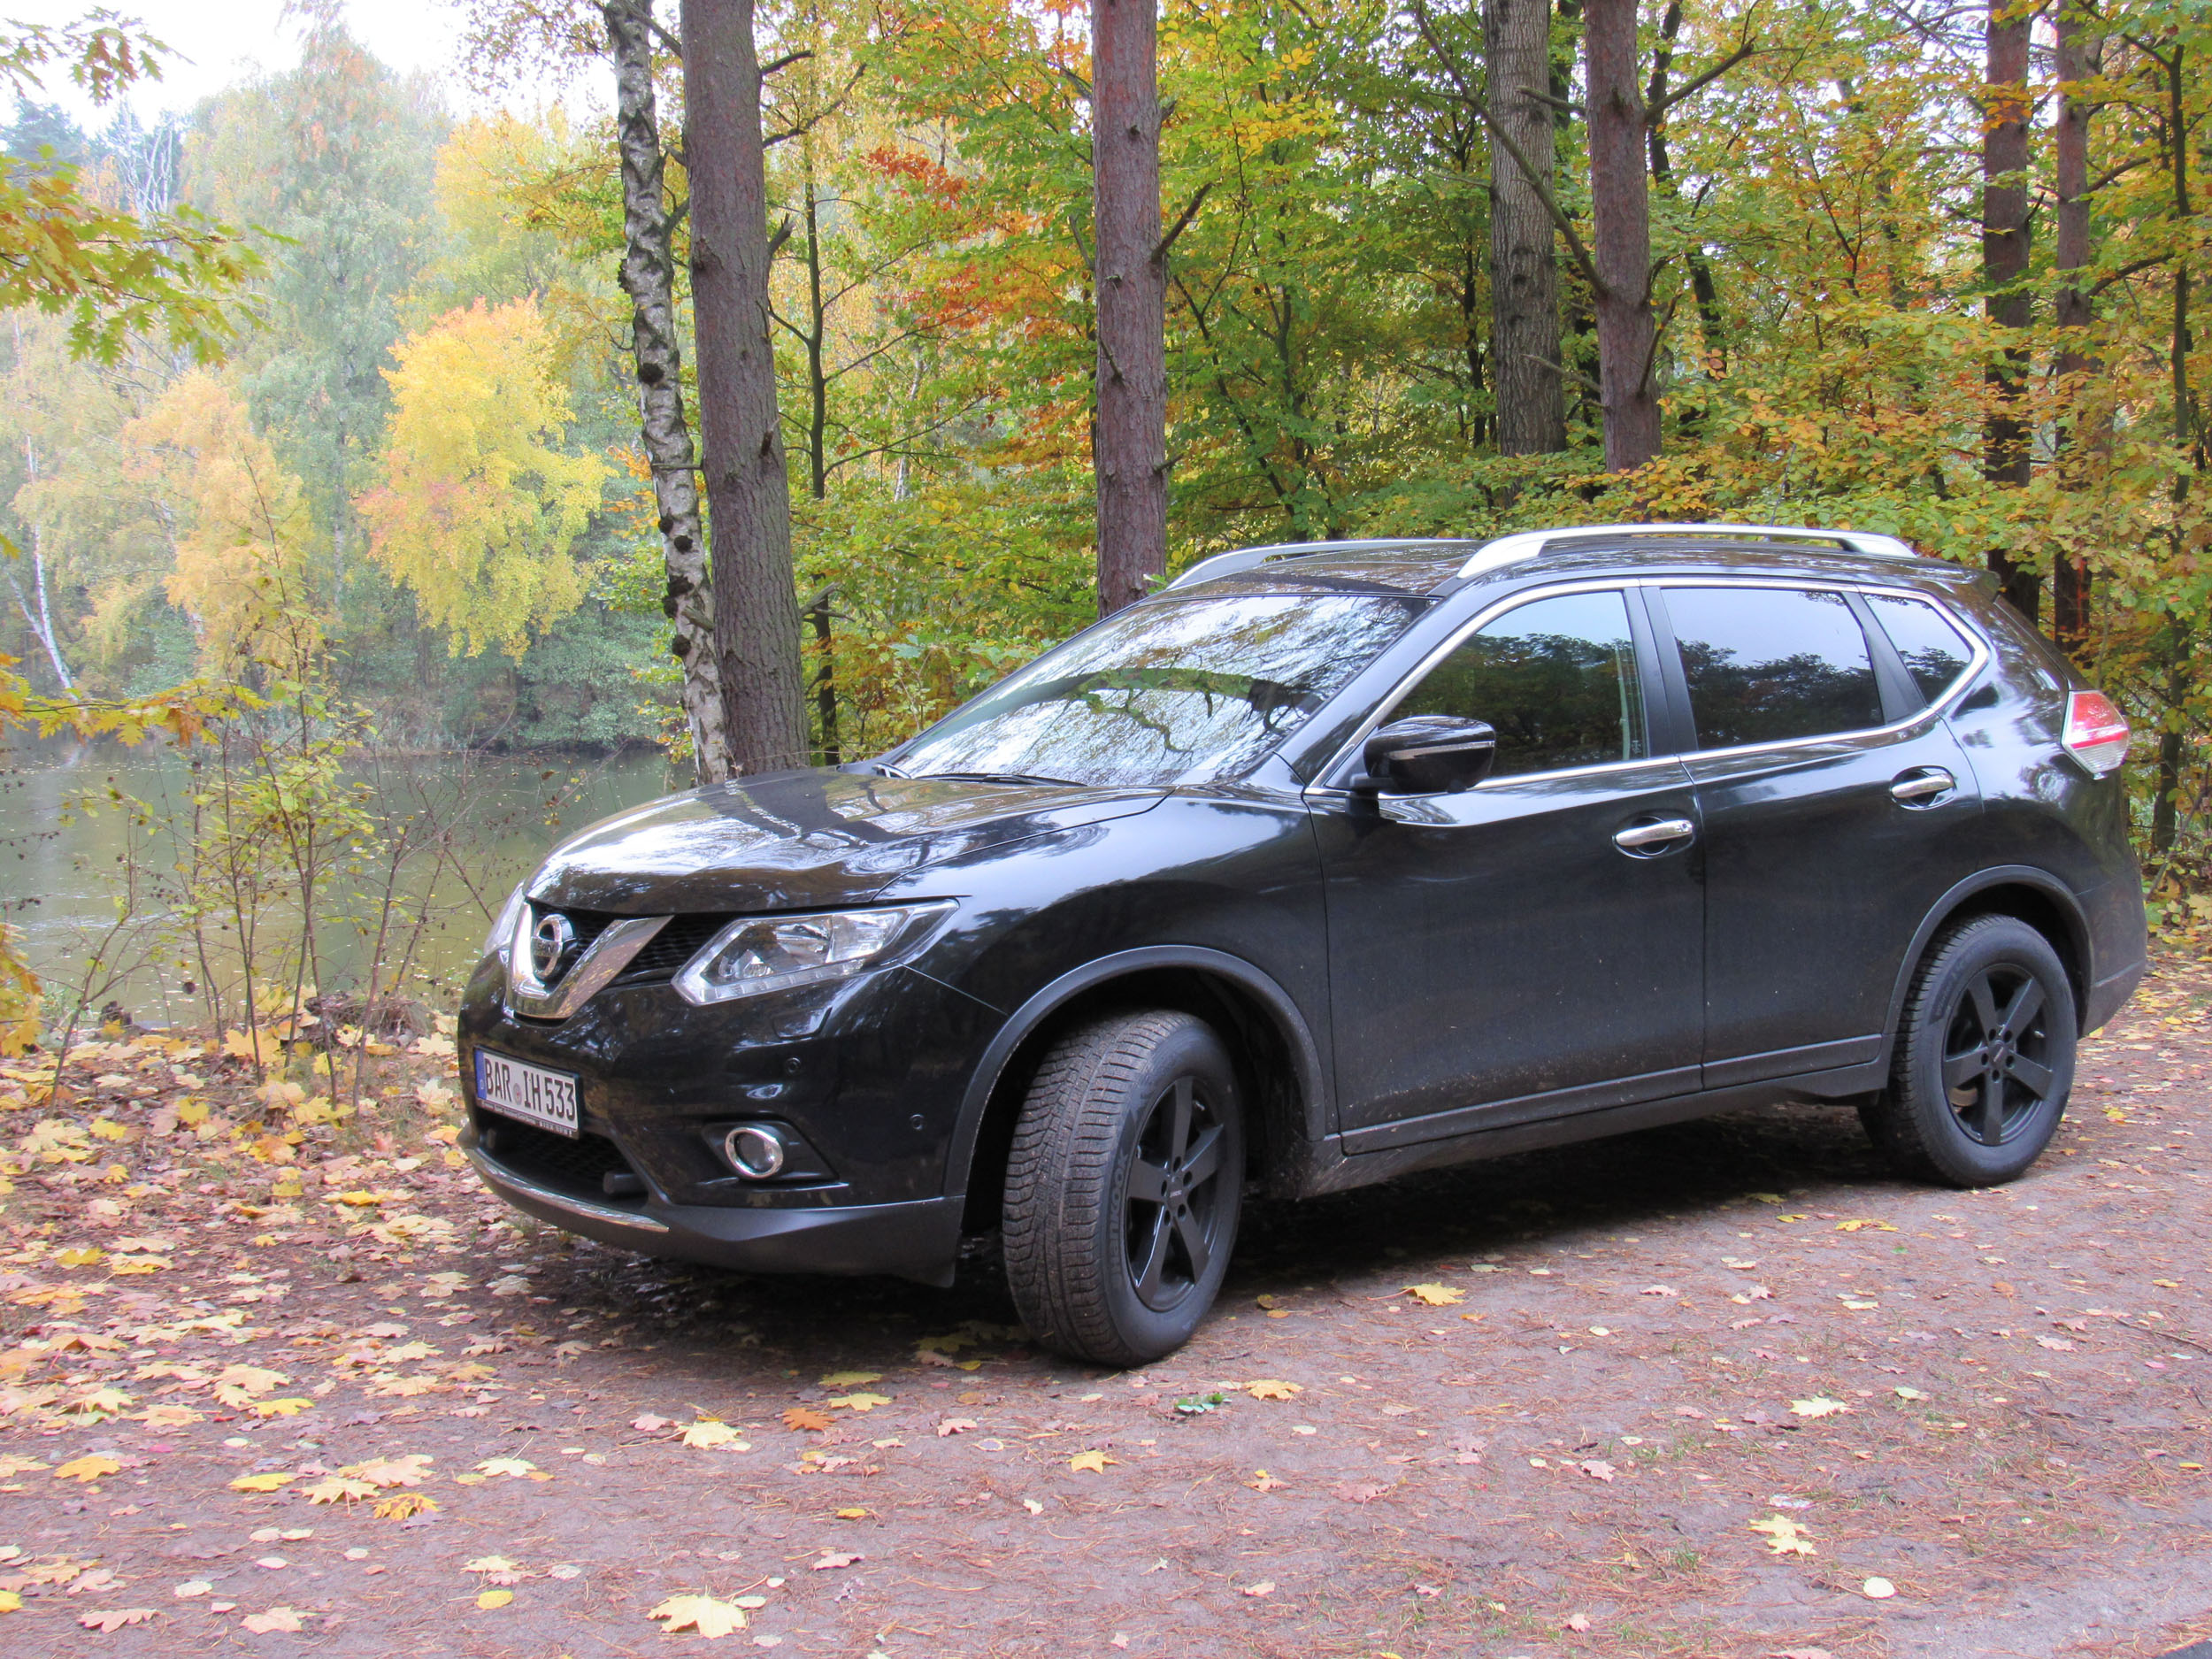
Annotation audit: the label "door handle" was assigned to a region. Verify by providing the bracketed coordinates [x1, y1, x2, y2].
[1890, 766, 1956, 807]
[1613, 815, 1695, 854]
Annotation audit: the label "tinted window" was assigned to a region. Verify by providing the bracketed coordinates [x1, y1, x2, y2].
[1869, 593, 1976, 703]
[1665, 586, 1883, 749]
[1394, 589, 1647, 777]
[895, 593, 1422, 787]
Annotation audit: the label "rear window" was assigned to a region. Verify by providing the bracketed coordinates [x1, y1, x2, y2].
[1663, 586, 1884, 749]
[1868, 593, 1978, 703]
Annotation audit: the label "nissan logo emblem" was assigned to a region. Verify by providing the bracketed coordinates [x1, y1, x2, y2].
[529, 912, 577, 981]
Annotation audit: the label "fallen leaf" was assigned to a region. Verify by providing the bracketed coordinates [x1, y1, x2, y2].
[1021, 1499, 1044, 1514]
[647, 1594, 748, 1638]
[1893, 1386, 1928, 1402]
[826, 1392, 891, 1413]
[53, 1455, 119, 1483]
[229, 1471, 294, 1493]
[2037, 1336, 2076, 1352]
[811, 1553, 862, 1571]
[1336, 1481, 1388, 1504]
[1749, 1515, 1816, 1556]
[1577, 1459, 1617, 1481]
[343, 1455, 432, 1488]
[301, 1477, 378, 1505]
[1790, 1397, 1848, 1418]
[681, 1420, 747, 1450]
[1240, 1581, 1275, 1597]
[935, 1417, 977, 1437]
[250, 1397, 313, 1418]
[241, 1605, 303, 1633]
[1565, 1613, 1593, 1632]
[372, 1493, 435, 1520]
[1246, 1379, 1302, 1401]
[472, 1457, 537, 1479]
[1770, 1649, 1832, 1659]
[782, 1407, 833, 1432]
[77, 1607, 157, 1632]
[1641, 1285, 1679, 1297]
[631, 1414, 674, 1433]
[464, 1555, 518, 1574]
[0, 1589, 18, 1613]
[1402, 1283, 1464, 1306]
[1068, 1449, 1114, 1474]
[1863, 1577, 1897, 1600]
[1833, 1219, 1898, 1233]
[818, 1371, 881, 1388]
[834, 1508, 868, 1519]
[476, 1589, 513, 1609]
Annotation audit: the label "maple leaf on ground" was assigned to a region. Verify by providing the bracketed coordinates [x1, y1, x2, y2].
[476, 1589, 513, 1609]
[1246, 1379, 1302, 1400]
[1336, 1482, 1388, 1503]
[241, 1605, 303, 1633]
[1578, 1459, 1617, 1481]
[372, 1493, 435, 1521]
[681, 1420, 747, 1450]
[473, 1457, 537, 1479]
[53, 1455, 119, 1482]
[250, 1397, 313, 1418]
[631, 1413, 674, 1433]
[1240, 1581, 1275, 1597]
[811, 1553, 862, 1571]
[782, 1407, 833, 1432]
[137, 1403, 202, 1427]
[77, 1607, 157, 1632]
[1749, 1516, 1816, 1556]
[343, 1455, 432, 1488]
[647, 1594, 747, 1637]
[1068, 1449, 1114, 1474]
[826, 1392, 891, 1412]
[1402, 1283, 1464, 1306]
[935, 1417, 977, 1437]
[215, 1363, 288, 1396]
[1789, 1397, 1848, 1418]
[301, 1477, 378, 1505]
[228, 1471, 294, 1493]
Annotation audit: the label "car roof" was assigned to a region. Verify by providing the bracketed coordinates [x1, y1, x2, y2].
[1165, 526, 1973, 602]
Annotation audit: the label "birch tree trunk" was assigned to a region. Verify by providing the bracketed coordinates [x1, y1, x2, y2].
[2051, 3, 2098, 648]
[1980, 0, 2039, 622]
[1092, 0, 1168, 616]
[1584, 0, 1661, 472]
[681, 0, 808, 775]
[602, 0, 728, 784]
[1484, 0, 1566, 456]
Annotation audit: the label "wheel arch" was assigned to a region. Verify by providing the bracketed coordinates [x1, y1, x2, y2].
[947, 947, 1329, 1234]
[1878, 866, 2093, 1067]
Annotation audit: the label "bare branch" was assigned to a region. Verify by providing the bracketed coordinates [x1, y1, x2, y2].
[1154, 181, 1213, 263]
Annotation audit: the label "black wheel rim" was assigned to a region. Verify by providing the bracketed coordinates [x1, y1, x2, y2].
[1941, 964, 2058, 1146]
[1123, 1076, 1229, 1314]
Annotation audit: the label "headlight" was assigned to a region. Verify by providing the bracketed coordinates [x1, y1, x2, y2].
[484, 883, 527, 963]
[672, 902, 954, 1006]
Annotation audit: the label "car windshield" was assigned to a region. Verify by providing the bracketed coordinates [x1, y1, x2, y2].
[892, 592, 1424, 787]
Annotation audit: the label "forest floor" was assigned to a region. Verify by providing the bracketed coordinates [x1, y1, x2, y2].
[3, 964, 2211, 1659]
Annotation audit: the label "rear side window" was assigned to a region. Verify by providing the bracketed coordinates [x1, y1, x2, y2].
[1868, 593, 1977, 703]
[1392, 589, 1647, 777]
[1663, 586, 1883, 749]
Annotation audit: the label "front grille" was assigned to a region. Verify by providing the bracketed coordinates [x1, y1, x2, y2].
[480, 1114, 634, 1197]
[611, 913, 732, 985]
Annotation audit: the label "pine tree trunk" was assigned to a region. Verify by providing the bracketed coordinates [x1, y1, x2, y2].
[1980, 0, 2039, 621]
[1484, 0, 1566, 456]
[681, 0, 808, 775]
[1092, 0, 1168, 617]
[603, 0, 728, 784]
[2051, 4, 2097, 649]
[1584, 0, 1661, 472]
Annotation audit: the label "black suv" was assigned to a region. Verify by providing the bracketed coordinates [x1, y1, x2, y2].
[457, 525, 2146, 1363]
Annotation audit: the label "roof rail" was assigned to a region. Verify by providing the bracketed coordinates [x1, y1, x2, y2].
[1455, 522, 1922, 580]
[1165, 537, 1479, 592]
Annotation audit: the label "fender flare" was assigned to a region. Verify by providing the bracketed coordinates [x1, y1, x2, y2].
[941, 945, 1332, 1198]
[1876, 864, 2094, 1067]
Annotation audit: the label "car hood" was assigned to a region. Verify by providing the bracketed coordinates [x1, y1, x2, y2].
[525, 767, 1167, 914]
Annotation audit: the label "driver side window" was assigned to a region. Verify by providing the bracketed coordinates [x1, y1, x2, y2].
[1393, 588, 1649, 778]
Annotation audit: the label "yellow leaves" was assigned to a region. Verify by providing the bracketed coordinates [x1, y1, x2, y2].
[0, 1587, 18, 1612]
[826, 1392, 891, 1413]
[330, 1190, 384, 1208]
[1402, 1283, 1464, 1306]
[88, 1118, 127, 1141]
[360, 296, 608, 657]
[342, 1455, 432, 1488]
[1246, 1379, 1302, 1401]
[1749, 1515, 1816, 1556]
[1067, 1449, 1116, 1474]
[240, 1605, 303, 1633]
[834, 1507, 869, 1520]
[220, 1028, 275, 1064]
[472, 1456, 540, 1479]
[372, 1492, 436, 1520]
[53, 1455, 119, 1482]
[1833, 1219, 1899, 1233]
[476, 1589, 514, 1610]
[136, 1403, 202, 1428]
[301, 1477, 379, 1505]
[647, 1593, 749, 1638]
[229, 1471, 294, 1493]
[60, 1386, 134, 1420]
[680, 1420, 749, 1451]
[56, 1246, 104, 1268]
[249, 1396, 313, 1418]
[107, 1254, 171, 1275]
[173, 1100, 209, 1127]
[819, 1370, 881, 1387]
[1789, 1396, 1849, 1418]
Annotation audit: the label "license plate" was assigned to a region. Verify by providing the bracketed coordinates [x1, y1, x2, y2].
[474, 1049, 580, 1138]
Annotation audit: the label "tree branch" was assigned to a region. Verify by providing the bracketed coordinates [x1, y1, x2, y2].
[1154, 181, 1212, 264]
[759, 50, 812, 76]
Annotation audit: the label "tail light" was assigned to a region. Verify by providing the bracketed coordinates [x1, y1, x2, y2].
[2062, 689, 2130, 778]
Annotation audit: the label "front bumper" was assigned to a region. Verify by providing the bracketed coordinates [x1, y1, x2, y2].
[465, 1134, 964, 1286]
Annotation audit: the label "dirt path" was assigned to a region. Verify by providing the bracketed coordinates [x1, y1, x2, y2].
[3, 958, 2210, 1658]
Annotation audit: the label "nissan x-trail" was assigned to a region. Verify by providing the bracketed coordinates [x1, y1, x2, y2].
[457, 524, 2147, 1363]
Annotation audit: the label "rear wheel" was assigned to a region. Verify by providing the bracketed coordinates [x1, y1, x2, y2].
[1002, 1010, 1244, 1365]
[1860, 915, 2076, 1187]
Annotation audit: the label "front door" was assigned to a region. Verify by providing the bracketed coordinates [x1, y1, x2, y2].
[1314, 587, 1706, 1149]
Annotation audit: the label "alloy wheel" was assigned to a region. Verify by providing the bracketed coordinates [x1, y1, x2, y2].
[1941, 964, 2057, 1146]
[1123, 1076, 1229, 1313]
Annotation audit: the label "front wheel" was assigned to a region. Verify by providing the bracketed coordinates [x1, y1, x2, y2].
[1860, 915, 2077, 1187]
[1002, 1010, 1244, 1365]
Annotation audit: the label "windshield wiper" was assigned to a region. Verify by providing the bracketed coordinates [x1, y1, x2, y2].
[918, 770, 1084, 787]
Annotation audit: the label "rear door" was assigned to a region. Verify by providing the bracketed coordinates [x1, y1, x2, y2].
[1652, 581, 1983, 1086]
[1312, 585, 1706, 1149]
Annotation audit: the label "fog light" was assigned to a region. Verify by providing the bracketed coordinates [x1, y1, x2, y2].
[723, 1125, 787, 1179]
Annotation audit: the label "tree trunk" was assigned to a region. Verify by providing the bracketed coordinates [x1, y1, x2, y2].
[682, 0, 808, 775]
[603, 0, 728, 784]
[1646, 3, 1724, 372]
[1484, 0, 1566, 456]
[1980, 0, 2039, 621]
[1584, 0, 1661, 472]
[2051, 3, 2096, 649]
[1091, 0, 1168, 616]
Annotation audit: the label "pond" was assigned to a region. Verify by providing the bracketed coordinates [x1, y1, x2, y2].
[2, 745, 684, 1033]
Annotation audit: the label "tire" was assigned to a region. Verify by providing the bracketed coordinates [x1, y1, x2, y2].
[1002, 1010, 1245, 1365]
[1860, 915, 2078, 1187]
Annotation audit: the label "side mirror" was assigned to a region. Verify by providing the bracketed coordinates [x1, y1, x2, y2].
[1355, 715, 1498, 795]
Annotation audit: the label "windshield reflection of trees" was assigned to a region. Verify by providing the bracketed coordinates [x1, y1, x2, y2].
[1678, 640, 1880, 746]
[1402, 630, 1642, 774]
[902, 596, 1417, 787]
